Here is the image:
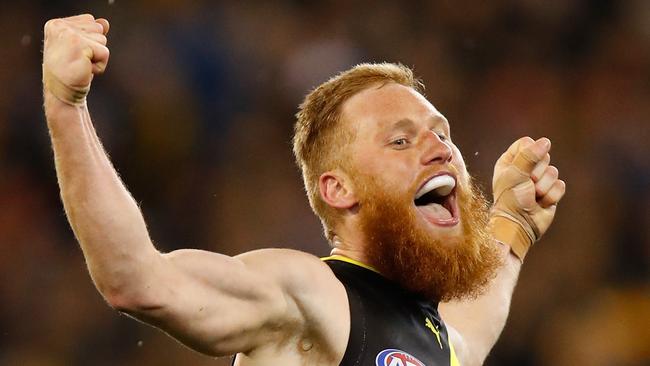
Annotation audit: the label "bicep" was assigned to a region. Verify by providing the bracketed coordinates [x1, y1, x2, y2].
[124, 249, 296, 356]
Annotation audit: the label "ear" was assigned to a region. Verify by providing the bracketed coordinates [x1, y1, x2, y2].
[319, 171, 358, 209]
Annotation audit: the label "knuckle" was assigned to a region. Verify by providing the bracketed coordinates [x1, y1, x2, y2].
[68, 32, 83, 45]
[531, 172, 540, 181]
[551, 185, 564, 198]
[97, 43, 109, 53]
[45, 18, 62, 32]
[518, 137, 535, 150]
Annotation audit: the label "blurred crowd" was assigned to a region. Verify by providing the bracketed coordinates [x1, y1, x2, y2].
[0, 1, 648, 365]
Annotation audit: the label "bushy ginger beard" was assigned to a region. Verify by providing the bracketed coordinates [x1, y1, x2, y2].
[355, 173, 501, 303]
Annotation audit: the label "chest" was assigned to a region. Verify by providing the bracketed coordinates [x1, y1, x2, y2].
[347, 291, 454, 366]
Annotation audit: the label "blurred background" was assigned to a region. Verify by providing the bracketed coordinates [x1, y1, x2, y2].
[0, 0, 648, 365]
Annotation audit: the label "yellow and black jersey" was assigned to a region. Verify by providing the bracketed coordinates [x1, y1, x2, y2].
[324, 255, 460, 366]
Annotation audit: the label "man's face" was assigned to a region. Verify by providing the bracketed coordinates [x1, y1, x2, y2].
[339, 83, 499, 301]
[342, 83, 468, 239]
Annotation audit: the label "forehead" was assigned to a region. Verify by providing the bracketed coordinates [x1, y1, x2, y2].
[340, 83, 446, 134]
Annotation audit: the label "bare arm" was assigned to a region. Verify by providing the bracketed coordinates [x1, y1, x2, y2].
[42, 15, 154, 303]
[440, 137, 566, 365]
[43, 15, 335, 357]
[439, 244, 520, 365]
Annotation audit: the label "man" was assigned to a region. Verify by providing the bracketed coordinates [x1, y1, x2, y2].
[42, 14, 565, 366]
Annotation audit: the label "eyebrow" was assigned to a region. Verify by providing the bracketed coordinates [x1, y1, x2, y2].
[390, 118, 418, 133]
[431, 115, 450, 129]
[389, 115, 449, 133]
[436, 116, 451, 134]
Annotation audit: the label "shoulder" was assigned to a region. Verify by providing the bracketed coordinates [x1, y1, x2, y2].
[236, 248, 350, 359]
[235, 248, 347, 310]
[235, 248, 338, 288]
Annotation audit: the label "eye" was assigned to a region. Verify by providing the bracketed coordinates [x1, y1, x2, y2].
[391, 137, 410, 148]
[432, 130, 448, 142]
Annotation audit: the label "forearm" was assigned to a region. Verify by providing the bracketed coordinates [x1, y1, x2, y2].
[45, 92, 160, 299]
[439, 242, 521, 365]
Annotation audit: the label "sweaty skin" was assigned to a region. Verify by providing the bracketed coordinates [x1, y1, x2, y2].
[42, 15, 565, 366]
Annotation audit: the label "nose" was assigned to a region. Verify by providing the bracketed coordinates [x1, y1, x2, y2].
[420, 131, 452, 165]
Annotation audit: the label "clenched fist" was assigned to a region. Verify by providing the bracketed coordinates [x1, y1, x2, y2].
[43, 14, 110, 106]
[490, 137, 566, 261]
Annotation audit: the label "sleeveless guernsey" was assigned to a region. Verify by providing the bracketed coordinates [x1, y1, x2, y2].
[231, 255, 460, 366]
[324, 255, 460, 366]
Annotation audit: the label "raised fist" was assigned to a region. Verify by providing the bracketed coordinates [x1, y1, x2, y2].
[42, 14, 110, 106]
[490, 137, 566, 261]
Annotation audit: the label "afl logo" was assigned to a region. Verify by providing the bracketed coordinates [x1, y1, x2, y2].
[375, 349, 426, 366]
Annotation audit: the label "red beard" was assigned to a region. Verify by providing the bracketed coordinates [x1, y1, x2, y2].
[355, 174, 500, 302]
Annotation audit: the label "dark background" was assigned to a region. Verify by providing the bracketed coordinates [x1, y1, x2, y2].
[0, 1, 648, 365]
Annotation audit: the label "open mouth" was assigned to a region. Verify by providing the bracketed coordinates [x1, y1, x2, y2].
[413, 173, 459, 227]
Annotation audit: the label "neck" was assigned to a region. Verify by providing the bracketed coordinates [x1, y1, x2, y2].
[329, 233, 372, 267]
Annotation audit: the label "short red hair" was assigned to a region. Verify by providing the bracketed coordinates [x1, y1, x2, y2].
[293, 62, 423, 241]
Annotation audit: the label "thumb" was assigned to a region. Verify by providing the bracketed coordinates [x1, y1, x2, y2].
[495, 136, 534, 171]
[512, 137, 551, 174]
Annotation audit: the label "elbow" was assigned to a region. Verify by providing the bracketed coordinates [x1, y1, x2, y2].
[102, 287, 136, 312]
[98, 281, 165, 315]
[92, 254, 168, 314]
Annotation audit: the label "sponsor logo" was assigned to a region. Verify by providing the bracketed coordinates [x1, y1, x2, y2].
[375, 349, 426, 366]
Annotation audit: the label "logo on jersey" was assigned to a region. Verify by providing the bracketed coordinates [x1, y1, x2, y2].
[375, 349, 426, 366]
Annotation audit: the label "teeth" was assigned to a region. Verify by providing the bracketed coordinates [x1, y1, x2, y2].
[415, 175, 456, 199]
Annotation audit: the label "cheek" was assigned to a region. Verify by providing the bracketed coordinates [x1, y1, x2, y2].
[366, 159, 415, 194]
[451, 144, 469, 179]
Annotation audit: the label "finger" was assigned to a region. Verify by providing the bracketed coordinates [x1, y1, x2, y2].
[84, 42, 110, 74]
[512, 137, 551, 174]
[81, 32, 108, 46]
[66, 14, 96, 22]
[68, 19, 105, 34]
[501, 136, 534, 163]
[531, 153, 551, 182]
[541, 203, 557, 218]
[495, 136, 535, 173]
[93, 47, 110, 74]
[538, 179, 566, 208]
[534, 165, 559, 197]
[96, 18, 110, 35]
[92, 61, 108, 75]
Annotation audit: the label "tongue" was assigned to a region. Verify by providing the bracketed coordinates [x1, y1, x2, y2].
[417, 203, 452, 220]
